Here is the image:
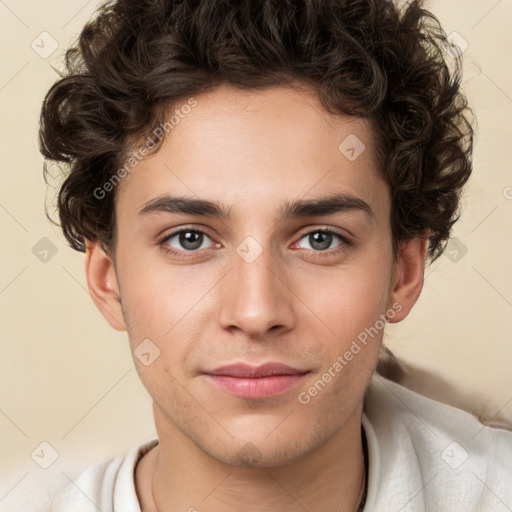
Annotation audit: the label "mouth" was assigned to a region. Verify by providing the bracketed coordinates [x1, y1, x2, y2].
[202, 362, 311, 399]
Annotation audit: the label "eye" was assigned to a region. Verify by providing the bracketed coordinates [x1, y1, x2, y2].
[159, 228, 215, 256]
[294, 229, 350, 255]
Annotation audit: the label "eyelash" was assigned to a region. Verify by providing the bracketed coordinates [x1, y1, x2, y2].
[158, 227, 352, 260]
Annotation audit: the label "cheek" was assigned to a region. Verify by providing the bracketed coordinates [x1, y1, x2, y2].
[117, 248, 205, 338]
[300, 256, 392, 339]
[297, 256, 393, 396]
[294, 268, 389, 418]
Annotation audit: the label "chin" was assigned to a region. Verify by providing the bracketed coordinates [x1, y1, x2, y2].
[199, 429, 321, 468]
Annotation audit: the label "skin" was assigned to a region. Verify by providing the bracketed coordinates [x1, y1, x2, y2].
[85, 82, 428, 512]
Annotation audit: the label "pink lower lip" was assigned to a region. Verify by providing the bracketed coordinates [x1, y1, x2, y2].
[204, 373, 309, 398]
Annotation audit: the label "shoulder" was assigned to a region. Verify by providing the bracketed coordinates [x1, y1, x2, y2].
[0, 456, 122, 512]
[49, 455, 125, 512]
[1, 437, 159, 512]
[363, 374, 512, 511]
[49, 437, 158, 512]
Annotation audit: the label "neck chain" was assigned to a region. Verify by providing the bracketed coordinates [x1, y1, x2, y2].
[356, 423, 369, 511]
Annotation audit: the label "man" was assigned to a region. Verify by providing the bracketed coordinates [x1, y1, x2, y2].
[36, 0, 512, 510]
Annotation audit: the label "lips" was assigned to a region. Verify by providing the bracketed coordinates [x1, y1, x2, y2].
[203, 362, 310, 398]
[206, 362, 307, 378]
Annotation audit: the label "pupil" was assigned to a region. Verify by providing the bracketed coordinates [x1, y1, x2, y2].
[311, 232, 331, 251]
[181, 231, 202, 250]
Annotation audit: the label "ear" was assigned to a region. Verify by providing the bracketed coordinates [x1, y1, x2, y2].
[386, 234, 430, 323]
[84, 239, 126, 331]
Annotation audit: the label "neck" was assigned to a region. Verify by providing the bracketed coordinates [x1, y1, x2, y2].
[136, 401, 366, 512]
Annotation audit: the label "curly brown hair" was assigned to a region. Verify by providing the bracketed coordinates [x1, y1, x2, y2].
[39, 0, 474, 264]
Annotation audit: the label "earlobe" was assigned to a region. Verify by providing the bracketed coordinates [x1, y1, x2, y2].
[85, 240, 126, 331]
[387, 235, 430, 323]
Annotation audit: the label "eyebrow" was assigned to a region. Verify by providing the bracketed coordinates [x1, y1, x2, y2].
[138, 192, 374, 221]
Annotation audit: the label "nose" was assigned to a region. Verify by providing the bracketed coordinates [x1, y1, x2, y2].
[217, 242, 296, 339]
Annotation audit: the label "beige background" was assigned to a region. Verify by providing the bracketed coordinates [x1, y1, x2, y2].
[1, 0, 511, 503]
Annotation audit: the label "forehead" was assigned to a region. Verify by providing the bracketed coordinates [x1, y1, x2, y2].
[115, 82, 388, 222]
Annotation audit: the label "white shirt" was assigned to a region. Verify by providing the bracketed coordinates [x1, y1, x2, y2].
[9, 374, 512, 511]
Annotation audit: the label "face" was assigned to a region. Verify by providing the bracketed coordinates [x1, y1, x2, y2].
[86, 82, 426, 467]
